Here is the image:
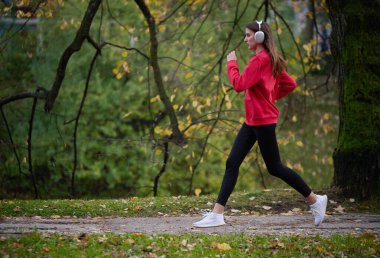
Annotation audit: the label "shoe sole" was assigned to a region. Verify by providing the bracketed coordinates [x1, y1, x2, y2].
[316, 195, 328, 226]
[192, 222, 226, 228]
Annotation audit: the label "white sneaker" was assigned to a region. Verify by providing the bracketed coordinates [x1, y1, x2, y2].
[310, 194, 328, 226]
[193, 212, 226, 228]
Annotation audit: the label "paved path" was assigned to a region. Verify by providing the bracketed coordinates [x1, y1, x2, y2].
[1, 213, 379, 237]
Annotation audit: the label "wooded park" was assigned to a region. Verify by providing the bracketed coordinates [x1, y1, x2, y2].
[0, 0, 380, 257]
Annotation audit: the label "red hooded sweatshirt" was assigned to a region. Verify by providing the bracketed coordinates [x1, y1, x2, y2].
[227, 49, 296, 126]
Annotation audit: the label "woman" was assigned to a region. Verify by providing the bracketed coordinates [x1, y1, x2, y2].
[193, 21, 328, 228]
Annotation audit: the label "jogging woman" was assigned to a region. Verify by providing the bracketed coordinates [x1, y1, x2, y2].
[193, 21, 328, 228]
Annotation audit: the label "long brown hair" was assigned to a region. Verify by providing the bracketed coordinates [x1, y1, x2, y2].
[246, 21, 287, 77]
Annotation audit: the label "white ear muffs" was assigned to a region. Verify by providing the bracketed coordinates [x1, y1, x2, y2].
[254, 20, 265, 44]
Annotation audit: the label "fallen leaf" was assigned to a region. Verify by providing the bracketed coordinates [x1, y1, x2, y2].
[218, 243, 232, 251]
[262, 205, 272, 210]
[333, 205, 345, 213]
[194, 188, 202, 197]
[124, 238, 135, 245]
[231, 209, 240, 213]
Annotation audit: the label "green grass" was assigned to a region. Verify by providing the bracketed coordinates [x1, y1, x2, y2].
[0, 232, 379, 257]
[1, 189, 379, 218]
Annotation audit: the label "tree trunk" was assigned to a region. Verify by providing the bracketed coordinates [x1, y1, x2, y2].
[327, 0, 380, 199]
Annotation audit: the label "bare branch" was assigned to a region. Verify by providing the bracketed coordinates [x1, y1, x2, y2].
[44, 0, 101, 112]
[27, 91, 39, 199]
[103, 41, 149, 60]
[158, 56, 205, 72]
[0, 88, 48, 107]
[158, 0, 188, 25]
[153, 142, 169, 196]
[71, 47, 101, 197]
[0, 107, 25, 176]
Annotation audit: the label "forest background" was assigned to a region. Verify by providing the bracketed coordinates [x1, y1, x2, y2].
[0, 0, 335, 199]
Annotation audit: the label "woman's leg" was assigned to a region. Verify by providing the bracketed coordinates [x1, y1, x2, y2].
[254, 124, 312, 198]
[214, 123, 257, 210]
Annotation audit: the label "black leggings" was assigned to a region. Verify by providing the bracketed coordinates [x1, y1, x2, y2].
[216, 123, 312, 206]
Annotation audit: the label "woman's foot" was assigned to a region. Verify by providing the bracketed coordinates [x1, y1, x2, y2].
[309, 194, 328, 226]
[193, 212, 226, 228]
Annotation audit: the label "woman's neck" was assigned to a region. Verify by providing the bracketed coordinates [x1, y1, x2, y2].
[255, 45, 265, 54]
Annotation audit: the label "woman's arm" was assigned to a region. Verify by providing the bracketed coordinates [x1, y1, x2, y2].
[276, 70, 297, 100]
[227, 56, 262, 93]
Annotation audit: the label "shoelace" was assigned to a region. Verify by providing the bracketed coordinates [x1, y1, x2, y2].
[200, 211, 212, 217]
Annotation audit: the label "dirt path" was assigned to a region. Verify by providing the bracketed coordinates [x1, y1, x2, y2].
[1, 213, 379, 237]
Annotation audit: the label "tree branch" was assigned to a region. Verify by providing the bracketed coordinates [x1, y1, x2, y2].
[70, 46, 101, 197]
[0, 88, 48, 107]
[0, 107, 24, 176]
[28, 91, 39, 199]
[134, 0, 184, 145]
[44, 0, 101, 112]
[153, 142, 169, 196]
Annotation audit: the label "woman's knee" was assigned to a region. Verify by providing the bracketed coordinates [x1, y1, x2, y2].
[266, 163, 282, 177]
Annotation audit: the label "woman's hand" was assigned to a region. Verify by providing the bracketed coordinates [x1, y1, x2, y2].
[227, 50, 237, 61]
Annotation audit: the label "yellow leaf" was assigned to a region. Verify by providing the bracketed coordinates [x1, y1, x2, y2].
[296, 141, 304, 147]
[116, 73, 123, 79]
[217, 243, 232, 251]
[194, 188, 201, 197]
[124, 239, 135, 245]
[150, 95, 160, 103]
[158, 24, 166, 32]
[292, 115, 297, 122]
[112, 68, 119, 75]
[122, 112, 131, 119]
[122, 51, 128, 58]
[185, 72, 193, 79]
[192, 100, 198, 108]
[221, 83, 228, 95]
[155, 149, 162, 155]
[184, 50, 191, 65]
[173, 104, 179, 110]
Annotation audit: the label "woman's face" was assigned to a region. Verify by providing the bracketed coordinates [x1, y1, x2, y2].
[244, 28, 258, 50]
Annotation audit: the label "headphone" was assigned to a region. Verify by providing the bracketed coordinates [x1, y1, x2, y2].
[254, 20, 265, 44]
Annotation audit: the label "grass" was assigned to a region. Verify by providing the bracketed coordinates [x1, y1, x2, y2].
[1, 188, 379, 218]
[0, 232, 379, 257]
